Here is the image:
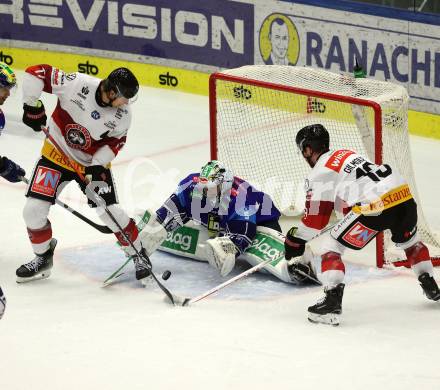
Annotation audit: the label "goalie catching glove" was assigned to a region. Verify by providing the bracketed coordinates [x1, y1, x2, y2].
[205, 236, 238, 277]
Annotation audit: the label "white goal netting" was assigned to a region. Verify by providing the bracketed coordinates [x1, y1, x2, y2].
[211, 65, 440, 266]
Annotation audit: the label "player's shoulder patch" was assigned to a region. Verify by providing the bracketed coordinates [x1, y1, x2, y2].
[51, 68, 65, 86]
[324, 149, 355, 173]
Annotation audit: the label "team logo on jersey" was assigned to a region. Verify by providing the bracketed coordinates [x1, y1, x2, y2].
[82, 86, 89, 95]
[65, 124, 92, 150]
[91, 110, 100, 120]
[325, 150, 355, 173]
[65, 73, 76, 81]
[31, 166, 61, 197]
[342, 222, 377, 249]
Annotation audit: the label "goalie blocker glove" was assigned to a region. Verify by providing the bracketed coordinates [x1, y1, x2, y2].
[22, 100, 46, 132]
[284, 227, 306, 260]
[0, 156, 25, 183]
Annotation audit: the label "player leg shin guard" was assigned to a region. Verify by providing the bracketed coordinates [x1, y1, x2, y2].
[320, 251, 345, 288]
[405, 241, 433, 276]
[405, 242, 440, 301]
[115, 219, 151, 281]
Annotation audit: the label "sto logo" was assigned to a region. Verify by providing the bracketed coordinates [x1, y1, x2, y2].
[31, 167, 61, 197]
[342, 222, 377, 248]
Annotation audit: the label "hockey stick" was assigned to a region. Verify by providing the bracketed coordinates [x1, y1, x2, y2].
[180, 256, 282, 306]
[40, 127, 176, 304]
[21, 177, 112, 234]
[102, 256, 132, 287]
[180, 222, 338, 307]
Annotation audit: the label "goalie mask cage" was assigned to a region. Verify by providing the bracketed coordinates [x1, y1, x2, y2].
[209, 65, 440, 268]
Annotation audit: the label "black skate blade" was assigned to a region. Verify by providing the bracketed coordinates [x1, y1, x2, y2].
[308, 312, 340, 326]
[16, 270, 51, 284]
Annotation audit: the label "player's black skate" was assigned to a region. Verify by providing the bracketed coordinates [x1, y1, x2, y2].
[132, 248, 152, 281]
[418, 273, 440, 301]
[308, 283, 345, 326]
[16, 238, 57, 283]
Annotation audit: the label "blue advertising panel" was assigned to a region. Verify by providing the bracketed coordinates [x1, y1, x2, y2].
[0, 0, 254, 68]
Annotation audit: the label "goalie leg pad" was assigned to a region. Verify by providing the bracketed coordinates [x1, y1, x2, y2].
[139, 216, 168, 257]
[205, 236, 238, 277]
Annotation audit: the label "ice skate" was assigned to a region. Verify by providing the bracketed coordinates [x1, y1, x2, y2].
[133, 248, 152, 281]
[418, 273, 440, 301]
[16, 238, 57, 283]
[308, 283, 345, 326]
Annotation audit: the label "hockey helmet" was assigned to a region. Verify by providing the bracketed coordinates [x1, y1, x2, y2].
[0, 62, 17, 90]
[103, 67, 139, 102]
[195, 160, 233, 199]
[295, 124, 330, 153]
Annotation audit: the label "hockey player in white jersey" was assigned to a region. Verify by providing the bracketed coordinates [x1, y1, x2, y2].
[16, 64, 150, 283]
[284, 124, 440, 326]
[0, 62, 27, 319]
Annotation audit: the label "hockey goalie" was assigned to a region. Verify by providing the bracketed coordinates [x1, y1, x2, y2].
[136, 160, 319, 285]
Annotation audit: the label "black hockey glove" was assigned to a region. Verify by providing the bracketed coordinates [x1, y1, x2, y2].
[84, 165, 109, 207]
[0, 156, 26, 183]
[85, 165, 108, 183]
[23, 100, 46, 132]
[284, 227, 306, 260]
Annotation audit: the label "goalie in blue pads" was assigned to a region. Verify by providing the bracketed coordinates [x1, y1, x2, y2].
[138, 160, 319, 285]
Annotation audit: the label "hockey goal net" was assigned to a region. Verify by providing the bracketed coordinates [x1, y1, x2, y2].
[209, 65, 440, 268]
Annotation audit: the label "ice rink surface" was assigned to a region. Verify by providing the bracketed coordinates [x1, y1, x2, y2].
[1, 72, 440, 390]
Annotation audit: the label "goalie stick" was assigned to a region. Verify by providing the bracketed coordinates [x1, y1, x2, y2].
[21, 177, 112, 234]
[179, 222, 339, 307]
[40, 127, 177, 305]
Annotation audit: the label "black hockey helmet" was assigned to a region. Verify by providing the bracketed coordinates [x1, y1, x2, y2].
[103, 67, 139, 100]
[295, 124, 330, 153]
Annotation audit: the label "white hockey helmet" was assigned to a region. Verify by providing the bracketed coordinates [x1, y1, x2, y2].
[194, 160, 233, 199]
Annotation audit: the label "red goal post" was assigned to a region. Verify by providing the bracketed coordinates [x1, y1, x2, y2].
[209, 65, 440, 268]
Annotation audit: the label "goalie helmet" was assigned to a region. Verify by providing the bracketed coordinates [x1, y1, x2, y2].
[103, 67, 139, 101]
[0, 62, 17, 90]
[194, 160, 233, 199]
[295, 124, 329, 153]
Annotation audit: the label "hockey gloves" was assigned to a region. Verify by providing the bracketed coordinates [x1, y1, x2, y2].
[84, 165, 109, 207]
[85, 165, 108, 183]
[284, 226, 306, 260]
[0, 156, 25, 183]
[23, 100, 47, 132]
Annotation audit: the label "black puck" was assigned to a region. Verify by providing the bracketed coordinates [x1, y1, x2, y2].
[162, 270, 171, 280]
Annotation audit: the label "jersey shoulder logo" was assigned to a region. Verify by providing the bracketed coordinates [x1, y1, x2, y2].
[325, 150, 355, 172]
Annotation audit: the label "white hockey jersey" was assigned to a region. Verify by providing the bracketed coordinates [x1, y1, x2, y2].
[22, 64, 131, 169]
[297, 149, 410, 241]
